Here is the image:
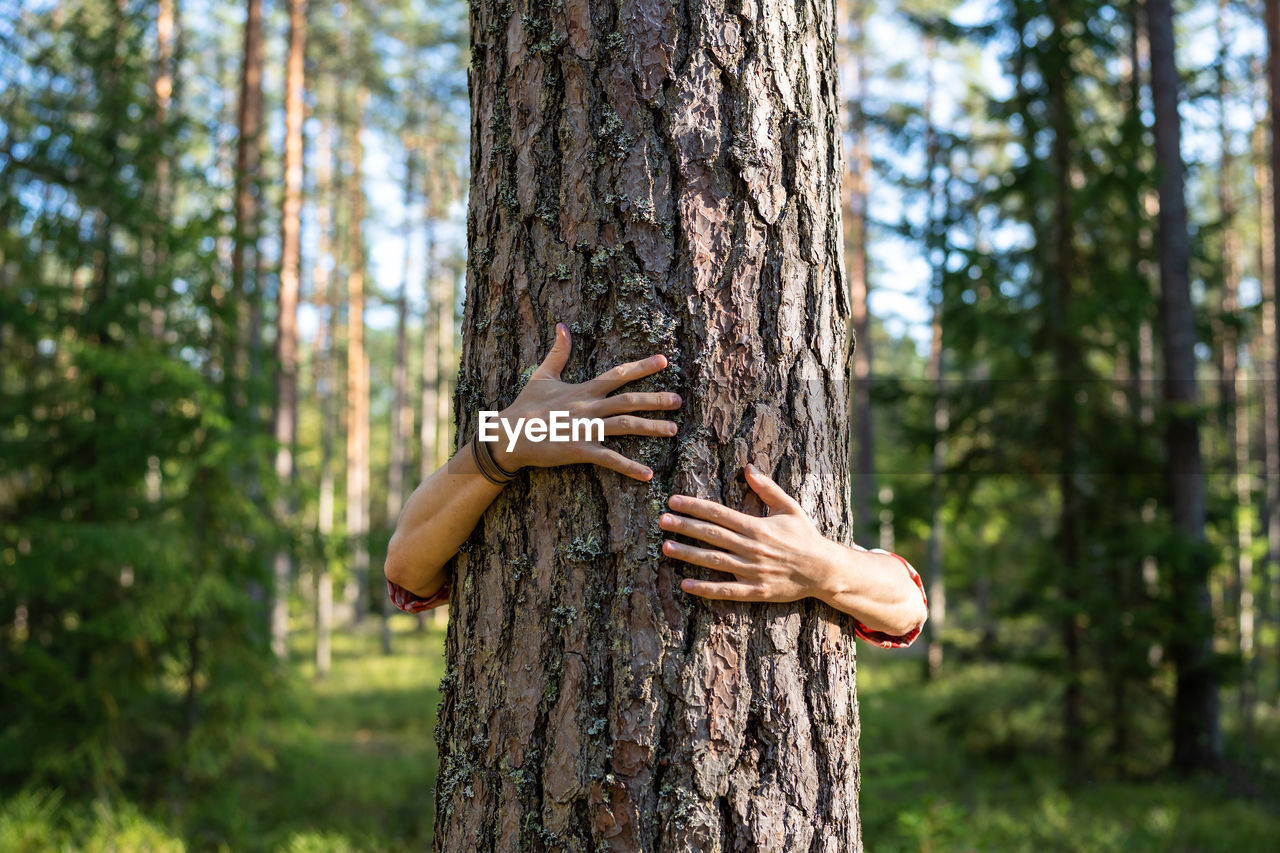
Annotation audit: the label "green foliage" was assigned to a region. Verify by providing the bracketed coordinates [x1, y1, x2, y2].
[858, 656, 1280, 852]
[0, 0, 278, 800]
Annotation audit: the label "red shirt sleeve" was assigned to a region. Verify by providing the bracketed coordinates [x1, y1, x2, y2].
[849, 546, 928, 649]
[386, 576, 451, 613]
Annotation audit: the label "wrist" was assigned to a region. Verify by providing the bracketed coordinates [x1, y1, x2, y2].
[483, 406, 525, 472]
[488, 435, 523, 473]
[812, 538, 854, 606]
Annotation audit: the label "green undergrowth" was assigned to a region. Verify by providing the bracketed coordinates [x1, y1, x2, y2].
[2, 615, 446, 852]
[4, 626, 1277, 851]
[856, 651, 1280, 852]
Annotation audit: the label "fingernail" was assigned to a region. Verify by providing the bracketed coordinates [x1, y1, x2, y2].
[667, 422, 678, 435]
[660, 513, 673, 525]
[670, 393, 682, 405]
[747, 462, 756, 474]
[668, 495, 682, 507]
[642, 467, 653, 479]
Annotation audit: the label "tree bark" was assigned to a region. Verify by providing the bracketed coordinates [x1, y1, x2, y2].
[434, 0, 860, 848]
[1147, 0, 1222, 770]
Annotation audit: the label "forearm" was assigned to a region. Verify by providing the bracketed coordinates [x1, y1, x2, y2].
[384, 440, 505, 597]
[814, 541, 928, 637]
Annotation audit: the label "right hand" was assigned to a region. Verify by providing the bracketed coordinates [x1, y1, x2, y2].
[487, 322, 681, 481]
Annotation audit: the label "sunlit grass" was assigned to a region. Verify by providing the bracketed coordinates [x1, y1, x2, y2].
[4, 620, 1277, 851]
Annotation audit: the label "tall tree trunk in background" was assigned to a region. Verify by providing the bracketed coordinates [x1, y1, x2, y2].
[271, 0, 307, 661]
[922, 36, 947, 682]
[435, 0, 861, 847]
[345, 86, 370, 625]
[420, 226, 445, 630]
[144, 0, 178, 506]
[1256, 54, 1280, 703]
[434, 255, 455, 472]
[382, 141, 417, 656]
[230, 0, 263, 408]
[1045, 0, 1084, 769]
[313, 104, 336, 679]
[843, 0, 874, 546]
[1147, 0, 1222, 771]
[149, 0, 176, 341]
[421, 223, 439, 483]
[1265, 0, 1280, 696]
[1216, 0, 1254, 724]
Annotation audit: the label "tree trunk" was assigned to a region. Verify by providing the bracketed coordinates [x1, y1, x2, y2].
[842, 0, 874, 547]
[270, 0, 307, 662]
[1216, 0, 1254, 724]
[1147, 0, 1222, 770]
[148, 0, 177, 342]
[421, 223, 440, 483]
[921, 35, 947, 682]
[435, 257, 456, 473]
[435, 1, 860, 848]
[1265, 0, 1280, 702]
[1255, 58, 1279, 708]
[313, 102, 336, 679]
[1045, 0, 1084, 769]
[230, 0, 263, 410]
[383, 139, 417, 656]
[345, 86, 371, 624]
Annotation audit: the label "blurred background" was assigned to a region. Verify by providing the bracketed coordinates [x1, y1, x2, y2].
[2, 0, 1278, 850]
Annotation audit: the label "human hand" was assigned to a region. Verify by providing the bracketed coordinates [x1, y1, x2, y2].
[490, 322, 681, 481]
[659, 463, 841, 602]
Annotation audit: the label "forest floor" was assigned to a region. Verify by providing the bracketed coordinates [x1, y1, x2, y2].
[3, 619, 1278, 852]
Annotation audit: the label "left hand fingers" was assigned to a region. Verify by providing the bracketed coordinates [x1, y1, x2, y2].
[666, 494, 757, 536]
[661, 539, 753, 575]
[601, 414, 679, 438]
[679, 578, 767, 602]
[659, 512, 754, 557]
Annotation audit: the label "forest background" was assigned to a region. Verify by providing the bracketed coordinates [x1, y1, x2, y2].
[3, 0, 1280, 849]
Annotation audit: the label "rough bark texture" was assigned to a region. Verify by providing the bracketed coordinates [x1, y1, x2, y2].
[435, 0, 860, 849]
[1146, 0, 1222, 770]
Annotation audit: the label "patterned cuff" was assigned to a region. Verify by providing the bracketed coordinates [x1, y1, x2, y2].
[851, 548, 928, 649]
[386, 576, 451, 613]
